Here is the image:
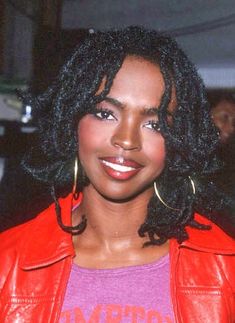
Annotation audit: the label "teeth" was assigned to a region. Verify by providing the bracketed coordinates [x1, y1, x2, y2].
[101, 160, 135, 172]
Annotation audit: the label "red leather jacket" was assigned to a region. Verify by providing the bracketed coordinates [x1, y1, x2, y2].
[0, 195, 234, 322]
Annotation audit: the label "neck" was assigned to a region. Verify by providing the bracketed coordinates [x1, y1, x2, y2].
[72, 184, 170, 269]
[73, 184, 153, 249]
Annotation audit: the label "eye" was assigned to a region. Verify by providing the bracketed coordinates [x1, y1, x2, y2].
[144, 121, 161, 132]
[92, 108, 116, 121]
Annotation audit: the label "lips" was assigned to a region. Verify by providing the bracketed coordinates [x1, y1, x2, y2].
[99, 157, 143, 180]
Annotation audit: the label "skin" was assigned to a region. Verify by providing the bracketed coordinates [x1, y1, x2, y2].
[211, 99, 235, 144]
[72, 56, 176, 269]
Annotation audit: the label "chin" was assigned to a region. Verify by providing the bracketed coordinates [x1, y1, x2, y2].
[100, 193, 139, 203]
[98, 184, 153, 203]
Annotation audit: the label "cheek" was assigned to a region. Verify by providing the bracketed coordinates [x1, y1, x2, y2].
[77, 116, 112, 159]
[144, 136, 166, 166]
[77, 117, 99, 158]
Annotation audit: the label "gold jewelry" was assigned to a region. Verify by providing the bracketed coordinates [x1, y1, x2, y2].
[188, 176, 196, 194]
[153, 176, 196, 211]
[72, 157, 79, 199]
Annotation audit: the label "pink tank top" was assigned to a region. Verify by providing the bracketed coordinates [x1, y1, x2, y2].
[60, 254, 174, 322]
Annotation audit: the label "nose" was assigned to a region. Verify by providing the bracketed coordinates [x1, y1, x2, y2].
[111, 119, 142, 151]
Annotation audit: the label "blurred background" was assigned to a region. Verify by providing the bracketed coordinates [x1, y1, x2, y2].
[0, 0, 235, 230]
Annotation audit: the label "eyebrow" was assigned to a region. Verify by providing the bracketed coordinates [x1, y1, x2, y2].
[103, 96, 160, 116]
[104, 97, 125, 109]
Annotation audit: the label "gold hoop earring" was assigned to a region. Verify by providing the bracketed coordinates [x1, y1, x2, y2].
[153, 176, 196, 211]
[72, 157, 79, 200]
[188, 176, 196, 194]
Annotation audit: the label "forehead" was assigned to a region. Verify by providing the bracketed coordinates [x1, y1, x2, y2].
[97, 56, 176, 113]
[97, 56, 165, 105]
[115, 56, 164, 90]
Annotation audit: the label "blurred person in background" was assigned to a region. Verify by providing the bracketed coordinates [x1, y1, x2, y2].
[209, 92, 235, 197]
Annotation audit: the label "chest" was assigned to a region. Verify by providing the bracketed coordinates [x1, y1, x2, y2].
[60, 255, 174, 323]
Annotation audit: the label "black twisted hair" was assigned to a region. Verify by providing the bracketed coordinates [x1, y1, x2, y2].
[22, 26, 235, 245]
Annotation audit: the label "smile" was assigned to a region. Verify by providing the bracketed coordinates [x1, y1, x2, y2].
[99, 157, 143, 180]
[101, 160, 136, 172]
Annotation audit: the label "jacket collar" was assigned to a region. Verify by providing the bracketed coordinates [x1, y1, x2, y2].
[19, 195, 77, 270]
[180, 213, 235, 254]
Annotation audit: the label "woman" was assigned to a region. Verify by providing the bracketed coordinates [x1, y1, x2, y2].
[0, 26, 234, 322]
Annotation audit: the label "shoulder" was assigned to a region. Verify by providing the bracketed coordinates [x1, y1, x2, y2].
[183, 213, 235, 253]
[0, 193, 74, 246]
[0, 194, 74, 261]
[0, 203, 55, 256]
[0, 210, 49, 291]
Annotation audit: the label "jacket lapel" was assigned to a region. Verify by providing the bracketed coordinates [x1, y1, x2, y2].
[19, 195, 76, 270]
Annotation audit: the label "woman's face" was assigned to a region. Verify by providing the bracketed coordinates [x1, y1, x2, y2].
[78, 56, 173, 201]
